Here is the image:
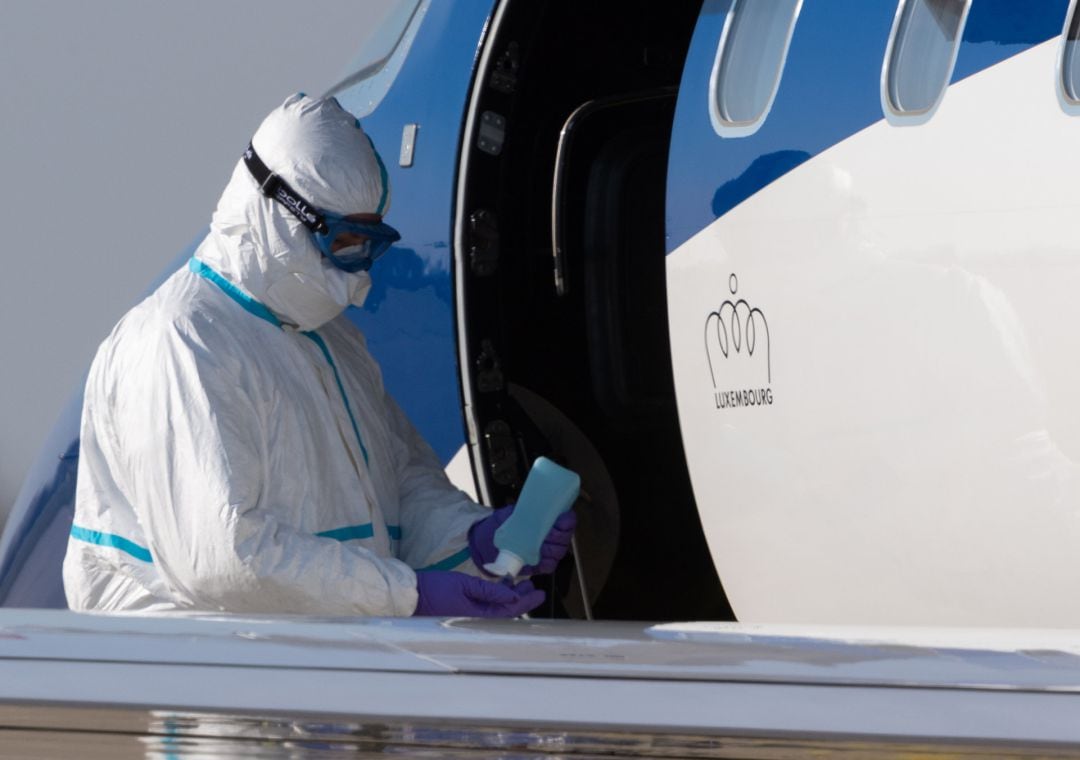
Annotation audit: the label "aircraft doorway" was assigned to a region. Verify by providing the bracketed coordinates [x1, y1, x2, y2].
[455, 0, 733, 621]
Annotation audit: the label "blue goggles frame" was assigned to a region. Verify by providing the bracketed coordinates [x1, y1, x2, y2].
[313, 211, 402, 273]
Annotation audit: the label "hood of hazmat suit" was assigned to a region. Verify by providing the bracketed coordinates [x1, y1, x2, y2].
[63, 94, 489, 616]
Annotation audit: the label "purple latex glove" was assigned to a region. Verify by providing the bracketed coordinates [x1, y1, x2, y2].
[413, 571, 545, 617]
[468, 506, 578, 576]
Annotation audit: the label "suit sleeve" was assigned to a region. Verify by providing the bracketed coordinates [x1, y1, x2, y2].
[385, 395, 491, 574]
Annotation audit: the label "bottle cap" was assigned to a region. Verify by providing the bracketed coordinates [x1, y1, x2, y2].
[483, 549, 524, 577]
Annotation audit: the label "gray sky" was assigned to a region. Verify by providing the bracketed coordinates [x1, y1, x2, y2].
[0, 1, 399, 527]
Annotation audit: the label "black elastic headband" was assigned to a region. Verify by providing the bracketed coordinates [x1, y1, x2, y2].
[243, 143, 328, 234]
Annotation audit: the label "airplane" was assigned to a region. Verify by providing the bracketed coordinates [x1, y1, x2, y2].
[4, 0, 1080, 752]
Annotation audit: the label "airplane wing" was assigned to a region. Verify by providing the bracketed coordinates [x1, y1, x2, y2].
[2, 610, 1080, 757]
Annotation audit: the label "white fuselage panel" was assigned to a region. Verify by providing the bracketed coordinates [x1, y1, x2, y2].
[668, 41, 1080, 625]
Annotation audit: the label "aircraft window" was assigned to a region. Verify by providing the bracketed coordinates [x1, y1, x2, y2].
[708, 0, 802, 138]
[1060, 0, 1080, 107]
[883, 0, 971, 122]
[323, 0, 429, 119]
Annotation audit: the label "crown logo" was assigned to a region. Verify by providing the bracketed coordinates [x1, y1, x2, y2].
[704, 274, 771, 390]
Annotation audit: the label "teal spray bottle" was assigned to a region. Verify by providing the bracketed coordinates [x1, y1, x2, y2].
[483, 457, 581, 577]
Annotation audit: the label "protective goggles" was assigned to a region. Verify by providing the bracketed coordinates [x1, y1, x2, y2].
[243, 143, 401, 273]
[313, 211, 401, 273]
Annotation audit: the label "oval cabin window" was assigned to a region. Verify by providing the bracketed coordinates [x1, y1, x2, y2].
[882, 0, 971, 123]
[709, 0, 803, 138]
[1059, 0, 1080, 109]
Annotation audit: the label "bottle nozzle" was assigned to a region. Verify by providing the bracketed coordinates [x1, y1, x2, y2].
[483, 549, 525, 577]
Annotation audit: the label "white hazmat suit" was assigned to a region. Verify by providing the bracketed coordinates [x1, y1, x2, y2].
[63, 94, 490, 615]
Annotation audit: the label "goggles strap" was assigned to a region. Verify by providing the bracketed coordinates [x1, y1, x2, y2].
[243, 143, 327, 234]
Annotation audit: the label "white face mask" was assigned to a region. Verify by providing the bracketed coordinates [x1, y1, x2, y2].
[346, 270, 373, 309]
[263, 267, 372, 331]
[330, 243, 372, 265]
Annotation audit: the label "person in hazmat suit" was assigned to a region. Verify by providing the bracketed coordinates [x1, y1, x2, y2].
[62, 94, 576, 617]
